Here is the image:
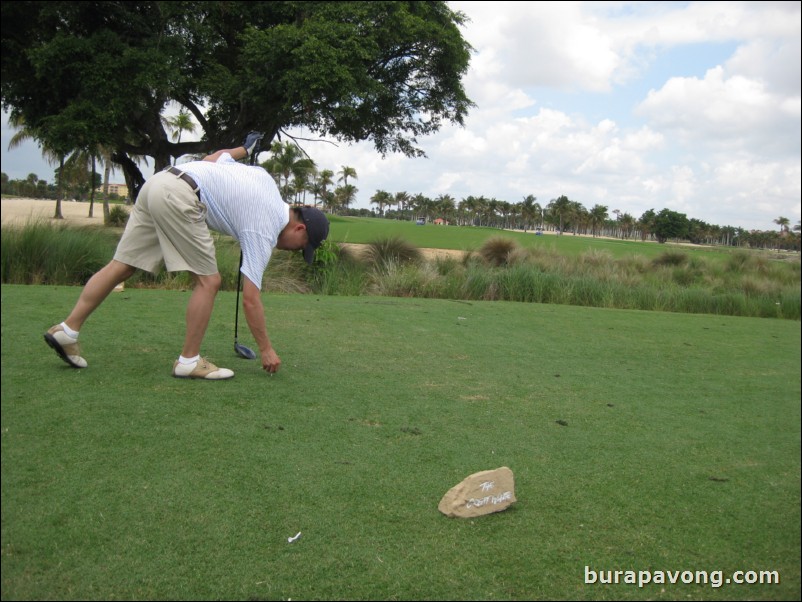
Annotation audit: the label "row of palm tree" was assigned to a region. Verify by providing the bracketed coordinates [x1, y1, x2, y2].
[255, 139, 800, 251]
[260, 141, 361, 214]
[365, 190, 799, 250]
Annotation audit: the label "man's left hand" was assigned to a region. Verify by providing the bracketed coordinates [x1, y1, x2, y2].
[242, 131, 265, 158]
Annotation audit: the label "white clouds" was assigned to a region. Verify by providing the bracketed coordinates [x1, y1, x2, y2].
[623, 126, 664, 151]
[456, 1, 621, 92]
[426, 1, 801, 228]
[456, 1, 799, 95]
[726, 37, 802, 96]
[636, 65, 797, 155]
[437, 127, 489, 158]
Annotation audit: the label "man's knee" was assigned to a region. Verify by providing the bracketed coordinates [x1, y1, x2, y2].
[109, 260, 136, 280]
[194, 272, 222, 292]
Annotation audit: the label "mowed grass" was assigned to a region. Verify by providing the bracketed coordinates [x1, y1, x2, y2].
[1, 284, 800, 601]
[328, 215, 745, 261]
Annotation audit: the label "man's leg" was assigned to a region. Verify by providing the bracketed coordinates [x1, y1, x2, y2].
[181, 272, 222, 358]
[172, 271, 233, 380]
[64, 260, 137, 331]
[45, 259, 136, 368]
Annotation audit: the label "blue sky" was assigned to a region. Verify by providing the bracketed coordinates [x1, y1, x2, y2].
[3, 1, 800, 231]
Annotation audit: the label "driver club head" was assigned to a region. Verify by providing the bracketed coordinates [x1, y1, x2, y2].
[235, 342, 257, 360]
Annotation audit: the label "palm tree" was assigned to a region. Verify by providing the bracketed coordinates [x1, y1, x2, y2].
[473, 196, 491, 226]
[370, 190, 393, 216]
[291, 160, 317, 206]
[60, 145, 110, 217]
[335, 184, 358, 214]
[589, 204, 609, 237]
[565, 201, 587, 235]
[314, 169, 335, 208]
[338, 165, 357, 188]
[479, 198, 494, 227]
[61, 148, 99, 209]
[547, 195, 572, 234]
[619, 213, 636, 239]
[410, 193, 430, 222]
[520, 195, 540, 232]
[435, 194, 456, 224]
[774, 216, 790, 235]
[264, 141, 315, 203]
[321, 190, 337, 214]
[308, 181, 325, 208]
[421, 195, 438, 223]
[459, 196, 480, 226]
[98, 145, 117, 223]
[496, 200, 512, 229]
[163, 110, 197, 165]
[6, 113, 65, 218]
[394, 191, 410, 219]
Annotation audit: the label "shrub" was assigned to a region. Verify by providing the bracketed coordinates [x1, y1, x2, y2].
[496, 264, 543, 303]
[672, 266, 703, 287]
[652, 250, 688, 267]
[432, 255, 462, 277]
[106, 205, 130, 227]
[579, 248, 614, 268]
[369, 260, 427, 297]
[362, 237, 422, 267]
[479, 236, 519, 266]
[305, 241, 366, 296]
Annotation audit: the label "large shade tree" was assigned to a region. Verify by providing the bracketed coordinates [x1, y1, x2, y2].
[652, 208, 690, 244]
[1, 1, 473, 201]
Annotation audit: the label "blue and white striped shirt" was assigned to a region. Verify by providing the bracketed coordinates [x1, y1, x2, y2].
[179, 153, 289, 288]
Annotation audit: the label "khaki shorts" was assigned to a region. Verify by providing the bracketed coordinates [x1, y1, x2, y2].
[114, 171, 218, 275]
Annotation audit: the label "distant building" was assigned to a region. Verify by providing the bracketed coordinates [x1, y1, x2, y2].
[95, 183, 129, 198]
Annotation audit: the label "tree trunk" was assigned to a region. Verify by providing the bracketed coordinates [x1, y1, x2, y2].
[88, 155, 96, 218]
[103, 159, 111, 224]
[54, 156, 64, 219]
[112, 152, 146, 203]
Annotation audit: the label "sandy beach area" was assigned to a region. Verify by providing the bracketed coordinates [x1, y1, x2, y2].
[1, 197, 108, 227]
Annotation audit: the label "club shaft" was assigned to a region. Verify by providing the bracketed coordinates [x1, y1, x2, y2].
[235, 251, 243, 343]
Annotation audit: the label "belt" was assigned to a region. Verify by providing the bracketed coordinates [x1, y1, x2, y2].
[165, 166, 200, 198]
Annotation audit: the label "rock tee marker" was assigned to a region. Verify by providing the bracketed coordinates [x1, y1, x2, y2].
[438, 467, 516, 518]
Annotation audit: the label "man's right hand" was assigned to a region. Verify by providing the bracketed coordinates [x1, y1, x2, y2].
[261, 347, 281, 375]
[242, 131, 264, 158]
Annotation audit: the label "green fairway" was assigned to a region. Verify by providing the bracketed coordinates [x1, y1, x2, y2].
[328, 215, 744, 261]
[2, 284, 800, 600]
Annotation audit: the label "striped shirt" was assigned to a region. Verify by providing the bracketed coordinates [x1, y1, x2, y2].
[179, 154, 289, 288]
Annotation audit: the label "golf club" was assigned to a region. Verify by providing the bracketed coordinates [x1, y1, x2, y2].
[234, 251, 257, 359]
[233, 133, 262, 360]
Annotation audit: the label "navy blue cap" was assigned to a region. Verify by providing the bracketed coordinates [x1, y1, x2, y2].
[298, 206, 330, 264]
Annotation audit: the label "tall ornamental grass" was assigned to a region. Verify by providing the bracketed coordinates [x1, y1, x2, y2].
[2, 221, 799, 319]
[0, 220, 114, 285]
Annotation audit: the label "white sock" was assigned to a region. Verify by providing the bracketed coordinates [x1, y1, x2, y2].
[61, 322, 79, 339]
[179, 355, 200, 365]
